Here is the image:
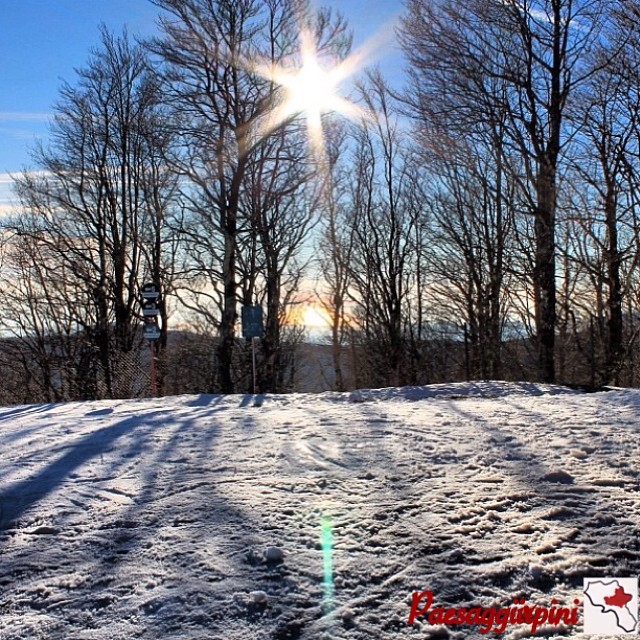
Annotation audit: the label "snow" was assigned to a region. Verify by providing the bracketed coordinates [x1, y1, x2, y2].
[0, 382, 639, 639]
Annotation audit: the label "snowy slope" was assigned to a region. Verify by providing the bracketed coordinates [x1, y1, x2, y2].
[0, 382, 639, 639]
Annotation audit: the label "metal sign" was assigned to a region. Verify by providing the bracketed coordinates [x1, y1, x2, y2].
[142, 299, 160, 317]
[241, 305, 264, 339]
[140, 281, 161, 397]
[141, 282, 161, 341]
[143, 323, 161, 340]
[141, 282, 160, 299]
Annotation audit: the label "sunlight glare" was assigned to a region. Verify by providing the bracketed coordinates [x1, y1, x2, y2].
[251, 14, 397, 206]
[301, 304, 332, 329]
[255, 26, 366, 160]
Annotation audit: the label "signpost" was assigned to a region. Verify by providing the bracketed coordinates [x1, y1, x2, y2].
[241, 305, 264, 339]
[241, 305, 264, 394]
[141, 282, 161, 396]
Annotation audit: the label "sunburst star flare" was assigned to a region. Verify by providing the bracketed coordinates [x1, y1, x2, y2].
[254, 26, 366, 159]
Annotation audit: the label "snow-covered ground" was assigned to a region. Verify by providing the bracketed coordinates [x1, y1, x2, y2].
[0, 382, 639, 639]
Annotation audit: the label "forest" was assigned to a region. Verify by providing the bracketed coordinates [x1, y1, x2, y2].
[2, 0, 640, 403]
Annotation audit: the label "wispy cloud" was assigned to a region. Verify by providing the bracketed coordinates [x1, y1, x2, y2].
[0, 126, 45, 141]
[0, 112, 50, 145]
[0, 171, 49, 187]
[0, 111, 51, 122]
[0, 179, 15, 208]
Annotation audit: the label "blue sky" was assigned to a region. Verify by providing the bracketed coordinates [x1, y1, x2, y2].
[0, 0, 404, 211]
[0, 1, 159, 171]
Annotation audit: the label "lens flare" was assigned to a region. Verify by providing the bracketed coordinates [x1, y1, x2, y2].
[253, 12, 401, 164]
[248, 14, 397, 211]
[321, 514, 335, 615]
[255, 27, 363, 163]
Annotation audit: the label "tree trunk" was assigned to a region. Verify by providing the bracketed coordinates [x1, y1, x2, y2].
[605, 189, 623, 384]
[217, 215, 237, 394]
[534, 162, 556, 383]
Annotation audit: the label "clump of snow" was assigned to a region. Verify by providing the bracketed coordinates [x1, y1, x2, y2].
[264, 546, 284, 563]
[570, 449, 588, 459]
[29, 525, 60, 536]
[0, 381, 638, 639]
[541, 470, 575, 484]
[249, 590, 269, 605]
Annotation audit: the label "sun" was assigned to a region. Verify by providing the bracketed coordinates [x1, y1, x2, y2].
[300, 304, 332, 329]
[286, 303, 332, 329]
[255, 27, 364, 158]
[273, 29, 362, 133]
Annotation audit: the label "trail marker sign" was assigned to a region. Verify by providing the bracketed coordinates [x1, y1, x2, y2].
[242, 305, 264, 339]
[143, 322, 161, 340]
[140, 283, 161, 342]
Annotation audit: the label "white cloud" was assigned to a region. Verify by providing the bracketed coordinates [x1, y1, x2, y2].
[0, 174, 22, 217]
[0, 172, 51, 215]
[0, 174, 15, 206]
[0, 203, 18, 218]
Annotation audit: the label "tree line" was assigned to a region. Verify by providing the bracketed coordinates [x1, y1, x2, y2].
[2, 0, 640, 403]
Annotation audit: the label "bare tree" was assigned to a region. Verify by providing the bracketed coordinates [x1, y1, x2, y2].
[401, 0, 616, 382]
[0, 230, 94, 401]
[239, 124, 317, 392]
[562, 4, 640, 384]
[150, 0, 349, 393]
[568, 82, 636, 382]
[420, 129, 517, 380]
[345, 72, 422, 387]
[3, 29, 178, 399]
[316, 121, 355, 391]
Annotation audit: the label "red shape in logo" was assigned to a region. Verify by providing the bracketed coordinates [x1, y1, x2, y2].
[604, 586, 633, 608]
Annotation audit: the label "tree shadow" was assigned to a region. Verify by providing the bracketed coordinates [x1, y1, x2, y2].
[239, 394, 265, 408]
[0, 397, 312, 639]
[185, 394, 224, 408]
[0, 404, 57, 423]
[0, 411, 166, 529]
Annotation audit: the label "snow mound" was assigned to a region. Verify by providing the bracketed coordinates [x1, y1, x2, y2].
[328, 380, 590, 404]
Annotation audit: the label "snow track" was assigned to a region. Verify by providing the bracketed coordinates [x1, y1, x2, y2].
[0, 384, 639, 639]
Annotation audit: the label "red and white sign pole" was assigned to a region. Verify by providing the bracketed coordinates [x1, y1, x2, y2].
[149, 341, 157, 397]
[141, 282, 161, 398]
